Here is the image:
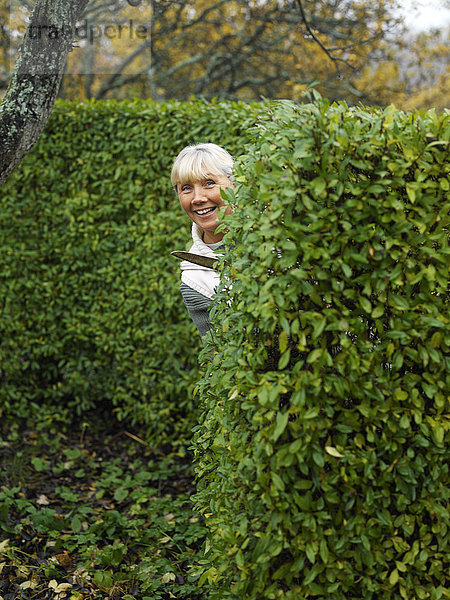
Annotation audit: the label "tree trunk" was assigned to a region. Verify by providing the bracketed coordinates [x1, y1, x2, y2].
[0, 0, 90, 185]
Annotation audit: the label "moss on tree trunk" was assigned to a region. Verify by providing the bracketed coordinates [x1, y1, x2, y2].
[0, 0, 89, 185]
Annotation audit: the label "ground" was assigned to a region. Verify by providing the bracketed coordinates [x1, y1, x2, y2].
[0, 416, 208, 600]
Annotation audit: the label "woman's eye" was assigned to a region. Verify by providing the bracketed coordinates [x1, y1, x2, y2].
[181, 185, 191, 193]
[205, 180, 216, 187]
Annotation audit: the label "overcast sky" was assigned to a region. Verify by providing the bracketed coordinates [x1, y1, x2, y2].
[399, 0, 450, 30]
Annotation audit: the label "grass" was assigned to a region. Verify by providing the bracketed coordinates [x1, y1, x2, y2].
[0, 416, 209, 600]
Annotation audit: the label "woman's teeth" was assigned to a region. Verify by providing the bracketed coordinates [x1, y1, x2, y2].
[196, 207, 215, 215]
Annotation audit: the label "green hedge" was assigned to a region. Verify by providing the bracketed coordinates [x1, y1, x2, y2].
[192, 99, 449, 598]
[0, 98, 263, 443]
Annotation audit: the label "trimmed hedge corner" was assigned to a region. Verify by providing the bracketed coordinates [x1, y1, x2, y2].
[192, 99, 449, 599]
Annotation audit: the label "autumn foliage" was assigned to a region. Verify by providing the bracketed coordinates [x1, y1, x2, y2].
[2, 0, 448, 110]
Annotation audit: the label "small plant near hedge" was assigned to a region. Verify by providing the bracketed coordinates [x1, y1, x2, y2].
[192, 98, 449, 599]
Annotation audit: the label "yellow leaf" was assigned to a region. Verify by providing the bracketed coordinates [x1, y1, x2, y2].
[158, 536, 171, 544]
[229, 388, 239, 400]
[279, 330, 288, 354]
[389, 569, 399, 585]
[406, 184, 416, 203]
[163, 513, 175, 522]
[325, 446, 344, 458]
[20, 581, 37, 590]
[36, 494, 50, 505]
[57, 583, 72, 592]
[161, 572, 176, 583]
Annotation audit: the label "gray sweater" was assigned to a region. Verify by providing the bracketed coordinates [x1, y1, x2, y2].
[178, 223, 224, 338]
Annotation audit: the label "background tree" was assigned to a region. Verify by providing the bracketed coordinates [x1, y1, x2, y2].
[58, 0, 447, 109]
[2, 0, 407, 104]
[0, 0, 89, 185]
[356, 25, 450, 110]
[1, 0, 447, 185]
[59, 0, 152, 100]
[77, 0, 405, 103]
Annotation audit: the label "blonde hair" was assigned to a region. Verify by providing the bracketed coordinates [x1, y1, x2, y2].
[171, 143, 234, 187]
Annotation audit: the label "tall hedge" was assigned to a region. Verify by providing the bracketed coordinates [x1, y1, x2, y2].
[0, 98, 263, 442]
[192, 99, 449, 598]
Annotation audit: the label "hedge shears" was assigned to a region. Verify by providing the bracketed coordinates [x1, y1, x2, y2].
[171, 251, 219, 271]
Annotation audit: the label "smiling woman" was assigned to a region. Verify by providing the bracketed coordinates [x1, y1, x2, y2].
[171, 143, 235, 339]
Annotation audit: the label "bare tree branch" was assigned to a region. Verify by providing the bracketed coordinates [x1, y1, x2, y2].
[95, 39, 151, 99]
[294, 0, 357, 72]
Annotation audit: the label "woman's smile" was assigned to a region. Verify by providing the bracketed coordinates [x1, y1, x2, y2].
[194, 206, 216, 216]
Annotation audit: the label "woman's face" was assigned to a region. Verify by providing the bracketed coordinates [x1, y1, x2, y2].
[177, 173, 233, 243]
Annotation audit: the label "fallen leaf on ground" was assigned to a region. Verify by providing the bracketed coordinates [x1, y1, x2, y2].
[161, 572, 176, 583]
[36, 494, 51, 505]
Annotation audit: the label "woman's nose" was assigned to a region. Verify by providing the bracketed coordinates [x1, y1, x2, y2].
[192, 184, 206, 202]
